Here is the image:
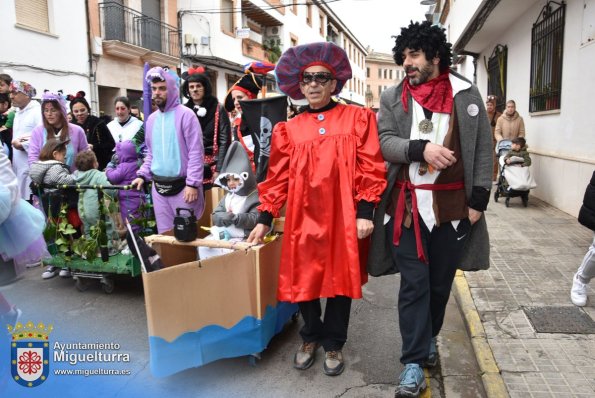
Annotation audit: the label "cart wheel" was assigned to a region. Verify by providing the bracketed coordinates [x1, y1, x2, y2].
[505, 198, 510, 208]
[75, 277, 89, 292]
[522, 195, 529, 207]
[101, 278, 115, 294]
[494, 191, 499, 202]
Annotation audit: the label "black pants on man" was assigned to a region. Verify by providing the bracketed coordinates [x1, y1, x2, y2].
[390, 216, 470, 365]
[298, 296, 352, 352]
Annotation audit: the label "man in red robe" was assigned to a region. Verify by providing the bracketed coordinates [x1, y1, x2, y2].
[248, 42, 387, 376]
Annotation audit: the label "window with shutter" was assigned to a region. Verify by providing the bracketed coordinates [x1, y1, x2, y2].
[221, 0, 235, 35]
[15, 0, 49, 33]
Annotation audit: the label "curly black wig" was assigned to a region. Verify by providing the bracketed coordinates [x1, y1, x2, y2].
[392, 21, 452, 71]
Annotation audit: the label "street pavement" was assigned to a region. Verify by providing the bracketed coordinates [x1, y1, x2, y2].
[0, 243, 481, 397]
[4, 191, 593, 397]
[460, 194, 595, 398]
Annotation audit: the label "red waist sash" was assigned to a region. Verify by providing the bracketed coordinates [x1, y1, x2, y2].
[393, 180, 465, 263]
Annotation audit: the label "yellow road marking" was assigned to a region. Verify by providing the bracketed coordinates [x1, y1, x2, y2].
[421, 368, 432, 397]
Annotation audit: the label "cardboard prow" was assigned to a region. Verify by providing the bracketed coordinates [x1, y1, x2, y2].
[142, 229, 282, 343]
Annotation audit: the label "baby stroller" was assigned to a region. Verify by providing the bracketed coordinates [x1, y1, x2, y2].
[493, 139, 536, 207]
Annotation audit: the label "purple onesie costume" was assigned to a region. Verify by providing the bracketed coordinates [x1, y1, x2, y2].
[137, 67, 204, 233]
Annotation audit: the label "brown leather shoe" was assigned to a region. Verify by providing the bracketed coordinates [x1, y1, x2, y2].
[323, 350, 345, 376]
[293, 341, 319, 370]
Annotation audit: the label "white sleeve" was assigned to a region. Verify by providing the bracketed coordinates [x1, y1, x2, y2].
[0, 151, 19, 221]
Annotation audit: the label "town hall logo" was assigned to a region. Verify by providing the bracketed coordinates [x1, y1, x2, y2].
[8, 321, 53, 387]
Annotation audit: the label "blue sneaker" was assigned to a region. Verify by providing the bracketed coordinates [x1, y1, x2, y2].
[424, 337, 438, 368]
[395, 363, 426, 397]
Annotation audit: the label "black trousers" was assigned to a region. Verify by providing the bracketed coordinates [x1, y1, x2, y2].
[390, 216, 470, 365]
[298, 296, 352, 352]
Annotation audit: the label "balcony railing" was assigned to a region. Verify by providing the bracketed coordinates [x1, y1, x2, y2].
[99, 1, 179, 57]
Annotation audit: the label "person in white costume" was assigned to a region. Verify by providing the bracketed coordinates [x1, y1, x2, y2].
[106, 96, 144, 144]
[9, 80, 41, 200]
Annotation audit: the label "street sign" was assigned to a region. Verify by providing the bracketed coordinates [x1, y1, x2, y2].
[236, 28, 250, 38]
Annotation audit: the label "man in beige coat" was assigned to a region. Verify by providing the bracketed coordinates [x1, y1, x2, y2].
[495, 99, 525, 142]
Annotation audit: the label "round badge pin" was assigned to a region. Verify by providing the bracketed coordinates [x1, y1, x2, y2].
[467, 104, 479, 117]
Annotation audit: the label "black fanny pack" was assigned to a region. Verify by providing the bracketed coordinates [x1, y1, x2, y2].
[153, 175, 186, 196]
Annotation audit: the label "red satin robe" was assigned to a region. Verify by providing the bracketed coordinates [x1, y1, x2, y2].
[257, 104, 387, 303]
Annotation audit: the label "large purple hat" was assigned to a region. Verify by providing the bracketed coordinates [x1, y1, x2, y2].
[275, 42, 352, 100]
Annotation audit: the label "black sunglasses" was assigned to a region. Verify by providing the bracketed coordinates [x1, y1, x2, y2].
[300, 72, 334, 85]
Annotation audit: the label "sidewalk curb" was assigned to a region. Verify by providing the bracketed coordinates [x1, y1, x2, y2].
[452, 270, 509, 398]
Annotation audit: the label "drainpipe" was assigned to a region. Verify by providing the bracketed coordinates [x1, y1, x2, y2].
[85, 0, 99, 115]
[459, 51, 480, 85]
[178, 10, 185, 67]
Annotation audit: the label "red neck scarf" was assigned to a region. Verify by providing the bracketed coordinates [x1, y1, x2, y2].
[401, 71, 453, 114]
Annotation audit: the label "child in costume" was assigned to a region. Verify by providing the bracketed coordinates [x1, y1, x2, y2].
[30, 138, 80, 279]
[29, 138, 76, 218]
[198, 142, 259, 259]
[106, 140, 145, 233]
[74, 150, 119, 254]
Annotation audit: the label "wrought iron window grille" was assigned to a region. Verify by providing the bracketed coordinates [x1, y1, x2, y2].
[486, 44, 507, 113]
[529, 1, 565, 113]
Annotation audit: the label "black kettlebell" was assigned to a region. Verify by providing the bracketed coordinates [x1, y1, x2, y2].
[174, 208, 198, 242]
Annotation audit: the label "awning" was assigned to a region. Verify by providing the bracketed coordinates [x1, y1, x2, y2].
[183, 55, 245, 74]
[454, 0, 539, 53]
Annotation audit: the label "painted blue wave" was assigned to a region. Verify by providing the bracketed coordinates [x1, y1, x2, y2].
[148, 302, 298, 377]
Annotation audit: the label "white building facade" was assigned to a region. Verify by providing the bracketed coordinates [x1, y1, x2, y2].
[440, 0, 595, 216]
[0, 0, 90, 101]
[365, 51, 405, 111]
[178, 0, 367, 105]
[90, 0, 180, 116]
